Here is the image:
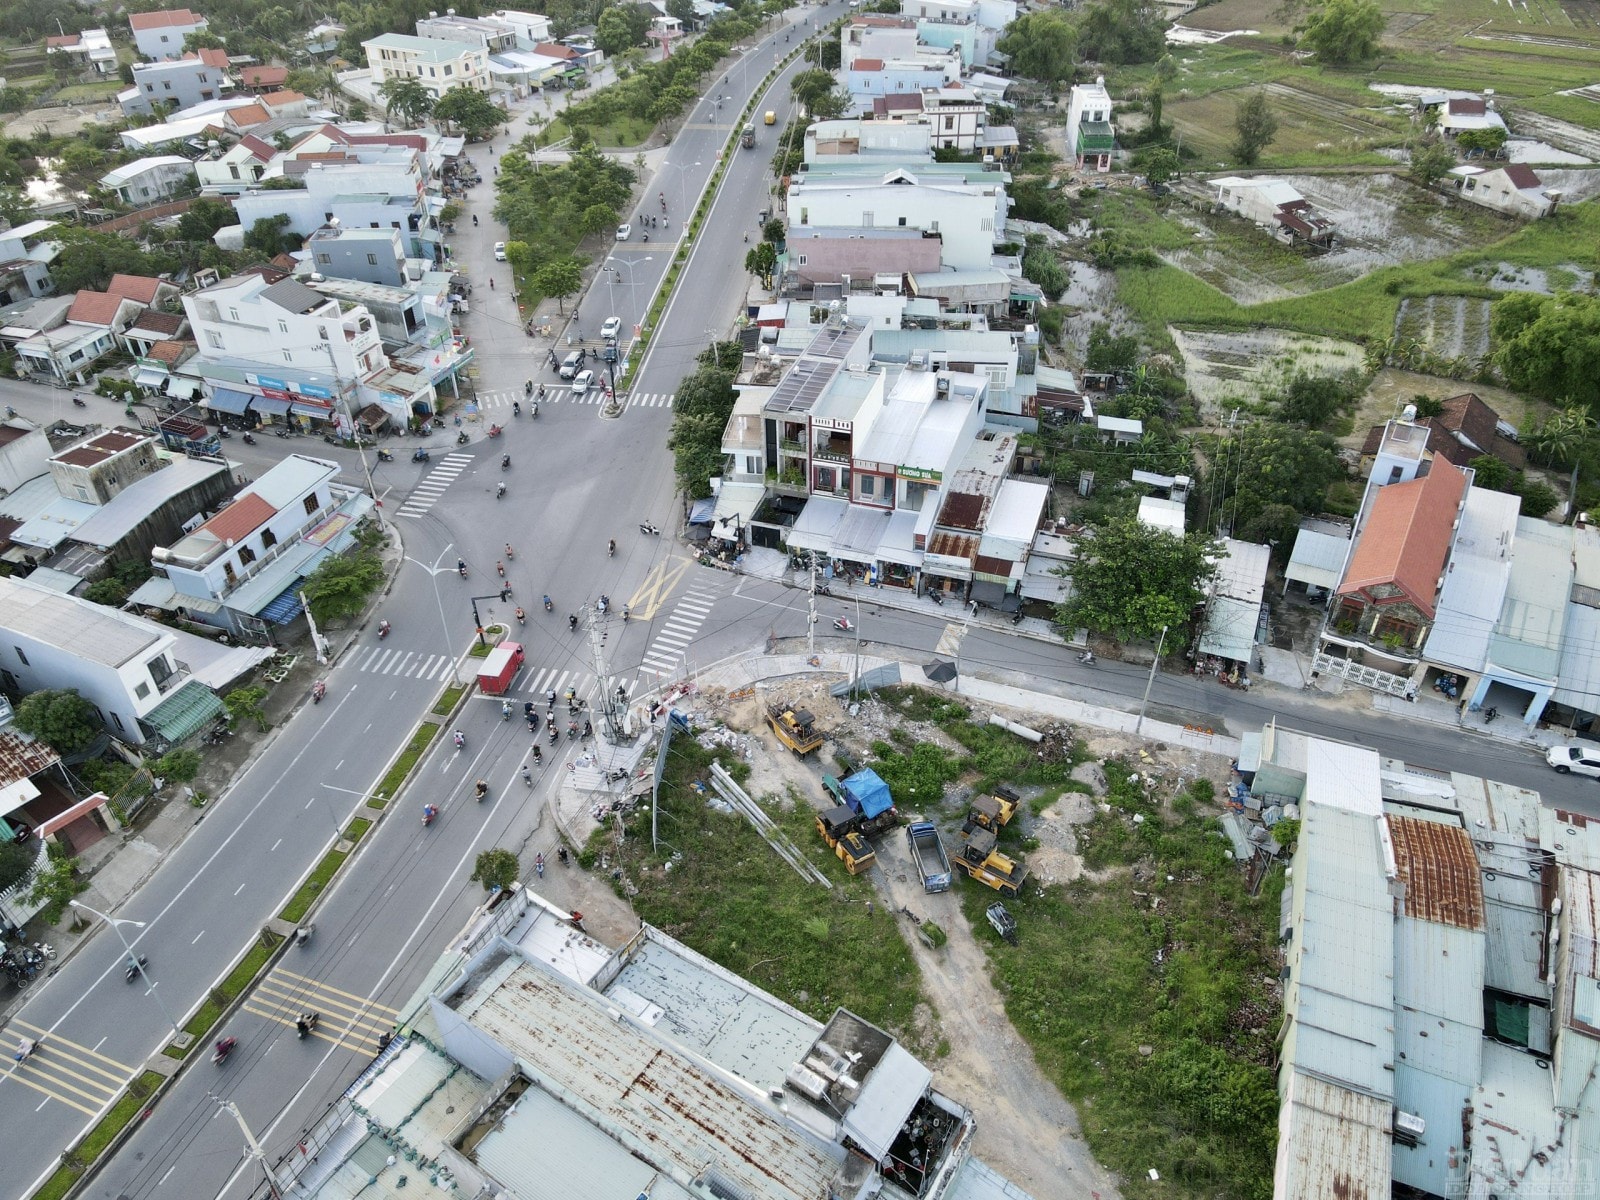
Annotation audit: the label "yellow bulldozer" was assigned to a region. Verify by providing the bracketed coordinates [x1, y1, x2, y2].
[766, 701, 823, 757]
[953, 827, 1029, 896]
[961, 784, 1020, 837]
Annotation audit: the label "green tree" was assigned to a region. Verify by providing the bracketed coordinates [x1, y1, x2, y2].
[0, 837, 37, 893]
[1232, 91, 1279, 166]
[1086, 324, 1139, 374]
[1493, 292, 1600, 409]
[762, 217, 786, 245]
[1139, 146, 1180, 185]
[1408, 138, 1457, 187]
[48, 227, 178, 293]
[175, 197, 237, 244]
[1276, 370, 1360, 429]
[1075, 0, 1167, 65]
[996, 11, 1076, 85]
[13, 689, 100, 756]
[667, 364, 737, 497]
[667, 0, 696, 25]
[223, 685, 270, 732]
[791, 68, 847, 120]
[534, 256, 584, 312]
[1022, 239, 1068, 301]
[1456, 127, 1507, 157]
[1299, 0, 1386, 65]
[471, 847, 521, 891]
[153, 747, 203, 784]
[243, 213, 297, 259]
[28, 843, 86, 923]
[595, 6, 639, 56]
[1199, 422, 1344, 535]
[82, 559, 154, 608]
[805, 38, 843, 70]
[744, 240, 777, 286]
[1057, 517, 1217, 641]
[431, 84, 506, 142]
[379, 75, 434, 129]
[300, 548, 385, 624]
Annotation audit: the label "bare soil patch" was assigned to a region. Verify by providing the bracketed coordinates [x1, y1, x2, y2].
[1171, 326, 1366, 422]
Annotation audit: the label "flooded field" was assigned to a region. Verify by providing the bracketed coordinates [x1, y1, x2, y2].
[1170, 327, 1366, 423]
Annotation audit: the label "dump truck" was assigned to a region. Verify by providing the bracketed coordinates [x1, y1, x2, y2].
[961, 784, 1021, 837]
[816, 805, 876, 874]
[766, 701, 823, 757]
[822, 768, 898, 836]
[906, 821, 952, 892]
[741, 123, 756, 148]
[953, 826, 1029, 896]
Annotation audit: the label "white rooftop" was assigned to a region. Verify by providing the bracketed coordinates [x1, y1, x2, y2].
[0, 574, 166, 666]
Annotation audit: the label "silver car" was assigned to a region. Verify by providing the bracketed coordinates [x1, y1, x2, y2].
[571, 370, 594, 396]
[557, 351, 583, 379]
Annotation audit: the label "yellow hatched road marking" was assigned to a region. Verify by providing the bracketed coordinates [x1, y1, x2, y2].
[272, 969, 402, 1017]
[626, 556, 693, 620]
[10, 1019, 133, 1083]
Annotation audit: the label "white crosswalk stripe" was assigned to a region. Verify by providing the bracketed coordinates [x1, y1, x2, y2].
[395, 452, 474, 519]
[463, 389, 673, 412]
[639, 585, 721, 677]
[624, 392, 675, 408]
[347, 650, 644, 705]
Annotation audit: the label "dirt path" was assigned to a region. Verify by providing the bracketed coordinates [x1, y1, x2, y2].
[873, 829, 1121, 1200]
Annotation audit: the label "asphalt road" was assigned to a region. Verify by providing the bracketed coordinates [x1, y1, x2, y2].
[6, 3, 1594, 1193]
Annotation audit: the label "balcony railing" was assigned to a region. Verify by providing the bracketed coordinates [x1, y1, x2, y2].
[155, 658, 192, 696]
[779, 439, 807, 455]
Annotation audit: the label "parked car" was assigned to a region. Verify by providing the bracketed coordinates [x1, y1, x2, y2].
[615, 223, 632, 241]
[601, 316, 622, 341]
[557, 351, 583, 379]
[1547, 744, 1600, 778]
[493, 242, 507, 261]
[571, 370, 594, 396]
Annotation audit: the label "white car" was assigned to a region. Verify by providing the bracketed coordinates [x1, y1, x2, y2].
[557, 350, 584, 379]
[571, 370, 594, 395]
[601, 316, 622, 341]
[616, 223, 632, 241]
[493, 241, 507, 261]
[1547, 744, 1600, 778]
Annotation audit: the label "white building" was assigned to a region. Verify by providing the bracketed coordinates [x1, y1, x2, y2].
[1434, 94, 1508, 139]
[0, 574, 204, 744]
[44, 28, 117, 75]
[128, 8, 210, 61]
[146, 454, 373, 636]
[99, 155, 197, 204]
[785, 166, 1007, 271]
[119, 51, 233, 117]
[1066, 77, 1115, 172]
[363, 32, 491, 102]
[1210, 176, 1337, 244]
[230, 156, 429, 242]
[0, 220, 63, 302]
[486, 9, 553, 47]
[1448, 163, 1558, 219]
[416, 12, 518, 52]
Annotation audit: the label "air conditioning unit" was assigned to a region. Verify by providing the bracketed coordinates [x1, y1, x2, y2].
[908, 351, 929, 370]
[1392, 1110, 1426, 1146]
[935, 372, 950, 396]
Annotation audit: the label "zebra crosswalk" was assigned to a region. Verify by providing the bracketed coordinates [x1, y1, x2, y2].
[394, 451, 472, 520]
[244, 967, 399, 1055]
[349, 648, 646, 707]
[471, 389, 675, 411]
[639, 583, 720, 677]
[350, 647, 464, 680]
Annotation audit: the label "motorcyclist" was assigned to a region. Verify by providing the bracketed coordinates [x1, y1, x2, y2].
[543, 594, 553, 611]
[505, 543, 515, 559]
[522, 764, 533, 784]
[501, 700, 512, 719]
[608, 538, 616, 557]
[513, 400, 521, 416]
[568, 613, 578, 631]
[422, 803, 438, 825]
[453, 730, 465, 748]
[535, 852, 545, 877]
[501, 453, 510, 470]
[496, 481, 506, 498]
[458, 559, 467, 577]
[515, 606, 526, 624]
[475, 779, 489, 799]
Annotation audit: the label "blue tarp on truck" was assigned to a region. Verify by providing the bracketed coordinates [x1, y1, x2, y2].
[842, 768, 894, 819]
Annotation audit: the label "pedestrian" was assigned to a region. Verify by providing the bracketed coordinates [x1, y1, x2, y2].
[489, 277, 494, 290]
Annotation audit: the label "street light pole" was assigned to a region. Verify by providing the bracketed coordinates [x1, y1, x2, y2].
[404, 544, 462, 684]
[1135, 624, 1168, 737]
[69, 900, 183, 1041]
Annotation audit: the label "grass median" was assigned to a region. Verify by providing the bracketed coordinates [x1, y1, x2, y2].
[371, 724, 440, 807]
[32, 1070, 166, 1200]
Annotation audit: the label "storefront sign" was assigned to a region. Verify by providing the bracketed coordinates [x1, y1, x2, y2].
[899, 465, 942, 483]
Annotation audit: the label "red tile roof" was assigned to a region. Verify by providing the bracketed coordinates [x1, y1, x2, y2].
[239, 65, 287, 89]
[1501, 163, 1543, 190]
[238, 133, 278, 159]
[1447, 97, 1486, 115]
[198, 492, 277, 542]
[226, 103, 270, 127]
[129, 8, 205, 30]
[46, 33, 81, 47]
[853, 57, 884, 70]
[534, 42, 577, 59]
[147, 339, 193, 364]
[107, 273, 163, 304]
[260, 89, 306, 108]
[66, 290, 128, 327]
[129, 310, 184, 336]
[1339, 464, 1467, 617]
[186, 46, 229, 68]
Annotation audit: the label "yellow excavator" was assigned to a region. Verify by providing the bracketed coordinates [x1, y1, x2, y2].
[766, 701, 823, 757]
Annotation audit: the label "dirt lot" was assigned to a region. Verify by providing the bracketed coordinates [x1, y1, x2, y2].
[1346, 367, 1558, 453]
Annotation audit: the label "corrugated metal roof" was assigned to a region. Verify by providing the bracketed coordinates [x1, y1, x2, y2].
[0, 574, 161, 665]
[840, 1041, 930, 1160]
[1486, 516, 1571, 682]
[1273, 1071, 1391, 1200]
[1422, 485, 1518, 671]
[1212, 538, 1270, 604]
[1388, 815, 1485, 929]
[1197, 594, 1258, 664]
[1468, 1041, 1578, 1196]
[1453, 776, 1550, 999]
[464, 962, 848, 1200]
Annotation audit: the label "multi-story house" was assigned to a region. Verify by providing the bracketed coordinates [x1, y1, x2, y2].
[1066, 77, 1115, 172]
[129, 8, 211, 62]
[231, 155, 431, 249]
[0, 220, 63, 302]
[785, 164, 1008, 271]
[363, 33, 490, 103]
[184, 271, 437, 430]
[119, 49, 232, 117]
[193, 133, 277, 193]
[44, 28, 117, 76]
[1209, 177, 1337, 246]
[486, 9, 553, 48]
[416, 13, 518, 53]
[146, 453, 373, 638]
[304, 226, 412, 287]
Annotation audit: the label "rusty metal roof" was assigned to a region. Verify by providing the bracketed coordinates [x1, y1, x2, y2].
[926, 530, 976, 560]
[466, 961, 847, 1200]
[1275, 1072, 1391, 1200]
[0, 730, 59, 786]
[1387, 815, 1486, 930]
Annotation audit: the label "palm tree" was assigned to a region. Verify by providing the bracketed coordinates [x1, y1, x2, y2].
[379, 76, 433, 130]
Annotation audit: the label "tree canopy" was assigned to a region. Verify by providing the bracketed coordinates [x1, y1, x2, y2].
[1056, 518, 1217, 642]
[667, 363, 738, 498]
[1075, 0, 1167, 65]
[1299, 0, 1386, 65]
[431, 85, 507, 142]
[791, 69, 848, 121]
[300, 546, 385, 625]
[1492, 291, 1600, 411]
[14, 689, 100, 756]
[534, 256, 584, 311]
[379, 76, 434, 129]
[1197, 422, 1344, 538]
[995, 11, 1077, 85]
[1232, 91, 1279, 166]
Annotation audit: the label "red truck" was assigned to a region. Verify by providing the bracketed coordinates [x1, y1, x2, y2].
[476, 642, 524, 695]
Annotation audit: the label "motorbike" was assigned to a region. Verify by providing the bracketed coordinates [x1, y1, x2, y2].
[487, 425, 503, 439]
[505, 544, 515, 560]
[213, 1037, 237, 1065]
[378, 621, 390, 639]
[218, 426, 232, 439]
[512, 401, 521, 417]
[515, 607, 526, 625]
[458, 562, 468, 579]
[523, 766, 533, 784]
[531, 403, 539, 419]
[457, 431, 469, 445]
[14, 1037, 36, 1064]
[567, 721, 579, 741]
[1011, 608, 1025, 625]
[295, 924, 314, 947]
[501, 700, 512, 721]
[543, 595, 553, 612]
[71, 395, 87, 408]
[501, 454, 510, 471]
[413, 448, 431, 463]
[535, 853, 545, 878]
[475, 779, 490, 802]
[377, 449, 394, 462]
[124, 953, 148, 983]
[639, 522, 660, 536]
[608, 539, 615, 558]
[833, 617, 853, 631]
[242, 432, 257, 445]
[1076, 651, 1097, 666]
[568, 613, 578, 632]
[496, 482, 506, 499]
[296, 1013, 319, 1040]
[453, 730, 466, 749]
[548, 724, 559, 745]
[422, 804, 439, 827]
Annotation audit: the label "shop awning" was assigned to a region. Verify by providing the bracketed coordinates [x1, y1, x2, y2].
[260, 584, 307, 624]
[142, 680, 226, 742]
[166, 377, 201, 399]
[37, 792, 111, 839]
[970, 579, 1006, 606]
[290, 402, 331, 419]
[251, 395, 292, 416]
[134, 367, 168, 388]
[206, 388, 254, 415]
[877, 510, 922, 568]
[788, 496, 848, 553]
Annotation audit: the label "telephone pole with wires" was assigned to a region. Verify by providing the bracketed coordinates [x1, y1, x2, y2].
[585, 608, 630, 744]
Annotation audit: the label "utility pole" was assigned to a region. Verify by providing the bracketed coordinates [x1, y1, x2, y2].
[806, 553, 820, 658]
[585, 609, 629, 744]
[220, 1100, 290, 1199]
[1135, 625, 1169, 737]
